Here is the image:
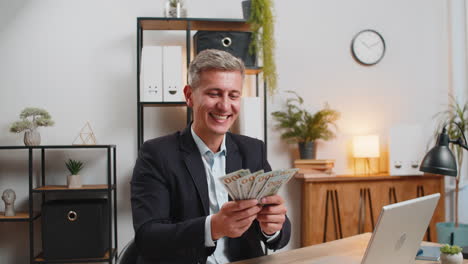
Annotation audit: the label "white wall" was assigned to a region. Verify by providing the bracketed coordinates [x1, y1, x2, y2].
[0, 0, 459, 263]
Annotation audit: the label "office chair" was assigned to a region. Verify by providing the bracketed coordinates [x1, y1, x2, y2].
[117, 239, 138, 264]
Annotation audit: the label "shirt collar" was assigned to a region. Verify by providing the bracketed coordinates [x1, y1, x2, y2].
[191, 126, 227, 156]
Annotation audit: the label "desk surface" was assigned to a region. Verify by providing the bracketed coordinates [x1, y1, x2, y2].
[230, 233, 468, 264]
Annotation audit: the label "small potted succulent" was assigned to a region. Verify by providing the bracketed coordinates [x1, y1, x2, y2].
[271, 91, 340, 159]
[440, 244, 463, 264]
[66, 159, 84, 188]
[10, 107, 54, 146]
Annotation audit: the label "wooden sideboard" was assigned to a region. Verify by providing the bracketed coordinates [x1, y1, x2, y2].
[295, 173, 445, 247]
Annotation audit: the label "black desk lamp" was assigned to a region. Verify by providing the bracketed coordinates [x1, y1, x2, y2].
[419, 126, 463, 177]
[419, 123, 468, 258]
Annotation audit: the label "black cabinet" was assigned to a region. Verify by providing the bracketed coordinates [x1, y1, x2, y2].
[0, 145, 117, 264]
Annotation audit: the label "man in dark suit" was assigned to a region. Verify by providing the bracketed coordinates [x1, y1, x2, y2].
[131, 49, 291, 264]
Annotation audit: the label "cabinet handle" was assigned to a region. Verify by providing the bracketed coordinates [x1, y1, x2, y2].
[67, 210, 78, 222]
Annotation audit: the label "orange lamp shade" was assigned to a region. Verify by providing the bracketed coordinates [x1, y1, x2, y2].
[353, 135, 380, 158]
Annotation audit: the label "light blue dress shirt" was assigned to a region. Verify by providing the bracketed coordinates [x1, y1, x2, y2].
[190, 127, 279, 264]
[191, 127, 230, 264]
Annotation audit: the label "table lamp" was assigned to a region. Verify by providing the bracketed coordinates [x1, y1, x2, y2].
[353, 135, 380, 175]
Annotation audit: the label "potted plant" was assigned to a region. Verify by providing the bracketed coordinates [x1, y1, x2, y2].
[245, 0, 277, 95]
[9, 107, 54, 146]
[66, 159, 84, 188]
[271, 91, 340, 159]
[440, 244, 463, 264]
[165, 0, 186, 18]
[433, 96, 468, 246]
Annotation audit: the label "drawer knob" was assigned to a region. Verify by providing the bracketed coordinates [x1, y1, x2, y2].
[67, 210, 78, 222]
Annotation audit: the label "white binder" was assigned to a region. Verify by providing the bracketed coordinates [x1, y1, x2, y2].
[163, 46, 184, 102]
[239, 97, 264, 141]
[141, 46, 163, 102]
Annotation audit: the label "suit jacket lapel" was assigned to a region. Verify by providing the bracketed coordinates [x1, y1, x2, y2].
[226, 133, 242, 174]
[180, 126, 209, 215]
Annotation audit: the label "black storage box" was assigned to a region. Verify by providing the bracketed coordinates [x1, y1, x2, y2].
[42, 199, 109, 259]
[193, 31, 257, 67]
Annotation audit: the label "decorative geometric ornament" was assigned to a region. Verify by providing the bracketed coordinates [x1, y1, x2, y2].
[73, 122, 97, 145]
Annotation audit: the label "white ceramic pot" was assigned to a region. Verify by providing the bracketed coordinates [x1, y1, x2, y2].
[165, 2, 186, 17]
[67, 175, 82, 188]
[24, 130, 41, 146]
[440, 252, 463, 264]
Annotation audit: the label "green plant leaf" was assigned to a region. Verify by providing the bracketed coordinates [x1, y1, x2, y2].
[10, 107, 54, 134]
[440, 244, 463, 254]
[65, 159, 84, 175]
[248, 0, 277, 94]
[433, 95, 468, 180]
[271, 91, 340, 144]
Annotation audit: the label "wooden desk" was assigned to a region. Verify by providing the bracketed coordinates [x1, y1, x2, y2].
[296, 173, 445, 246]
[230, 233, 468, 264]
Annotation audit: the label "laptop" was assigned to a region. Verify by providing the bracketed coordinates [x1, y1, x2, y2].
[360, 193, 440, 264]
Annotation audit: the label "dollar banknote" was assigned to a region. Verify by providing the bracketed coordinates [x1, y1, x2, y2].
[246, 170, 279, 199]
[219, 168, 298, 201]
[218, 169, 250, 199]
[256, 168, 298, 201]
[236, 170, 264, 200]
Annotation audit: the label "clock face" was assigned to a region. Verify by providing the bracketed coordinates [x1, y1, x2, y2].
[351, 30, 386, 65]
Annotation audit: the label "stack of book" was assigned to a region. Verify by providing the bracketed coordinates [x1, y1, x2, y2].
[293, 159, 335, 176]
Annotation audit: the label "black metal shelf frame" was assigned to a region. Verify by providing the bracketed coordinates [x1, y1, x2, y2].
[136, 17, 268, 152]
[32, 185, 117, 193]
[0, 145, 118, 264]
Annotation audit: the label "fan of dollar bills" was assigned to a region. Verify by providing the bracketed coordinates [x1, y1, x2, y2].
[219, 168, 299, 201]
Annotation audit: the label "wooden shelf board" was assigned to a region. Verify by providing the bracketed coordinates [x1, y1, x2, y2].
[294, 159, 335, 165]
[34, 185, 113, 192]
[0, 212, 30, 221]
[245, 68, 263, 75]
[0, 145, 115, 149]
[140, 101, 187, 107]
[34, 248, 115, 263]
[139, 18, 250, 31]
[191, 20, 250, 31]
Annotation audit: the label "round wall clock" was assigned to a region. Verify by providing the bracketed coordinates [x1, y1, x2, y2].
[351, 29, 386, 66]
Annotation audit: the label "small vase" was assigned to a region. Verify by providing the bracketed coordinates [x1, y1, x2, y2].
[24, 130, 41, 146]
[299, 141, 317, 159]
[67, 175, 82, 188]
[440, 252, 463, 264]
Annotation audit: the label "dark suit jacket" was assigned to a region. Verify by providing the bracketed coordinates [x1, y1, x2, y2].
[131, 126, 291, 264]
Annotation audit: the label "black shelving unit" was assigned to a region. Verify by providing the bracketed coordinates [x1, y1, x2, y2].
[0, 145, 118, 264]
[136, 17, 268, 150]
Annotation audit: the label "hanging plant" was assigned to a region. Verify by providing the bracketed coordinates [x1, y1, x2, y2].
[248, 0, 277, 95]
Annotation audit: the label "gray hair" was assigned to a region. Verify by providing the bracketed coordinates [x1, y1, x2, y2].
[188, 49, 245, 88]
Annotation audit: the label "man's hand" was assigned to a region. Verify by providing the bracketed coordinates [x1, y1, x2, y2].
[256, 195, 287, 235]
[211, 199, 262, 240]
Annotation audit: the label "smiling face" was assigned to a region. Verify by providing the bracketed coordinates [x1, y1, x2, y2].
[184, 69, 243, 147]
